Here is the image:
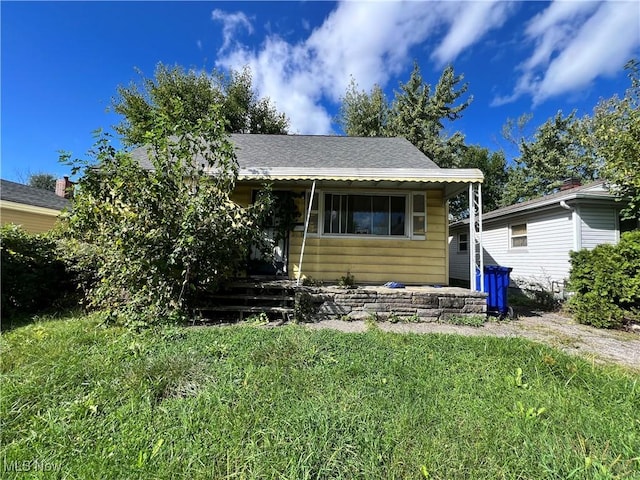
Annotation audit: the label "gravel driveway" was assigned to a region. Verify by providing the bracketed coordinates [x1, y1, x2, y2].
[303, 311, 640, 371]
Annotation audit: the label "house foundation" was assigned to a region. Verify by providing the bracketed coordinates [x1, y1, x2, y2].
[195, 280, 487, 324]
[296, 285, 487, 322]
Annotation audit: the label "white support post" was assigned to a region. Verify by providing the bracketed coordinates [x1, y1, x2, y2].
[296, 180, 316, 286]
[469, 183, 483, 291]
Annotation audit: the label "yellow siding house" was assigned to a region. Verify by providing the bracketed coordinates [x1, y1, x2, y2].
[132, 134, 483, 286]
[1, 179, 70, 233]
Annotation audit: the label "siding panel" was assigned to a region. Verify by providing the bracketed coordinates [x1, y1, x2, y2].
[1, 206, 61, 233]
[291, 189, 447, 284]
[449, 208, 574, 286]
[580, 207, 618, 249]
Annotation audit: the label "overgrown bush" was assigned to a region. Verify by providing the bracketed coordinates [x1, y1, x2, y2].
[0, 225, 74, 319]
[567, 230, 640, 328]
[61, 102, 272, 327]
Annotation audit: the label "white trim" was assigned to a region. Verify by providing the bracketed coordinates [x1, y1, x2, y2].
[314, 189, 429, 241]
[238, 167, 484, 183]
[0, 200, 63, 217]
[411, 191, 426, 240]
[509, 222, 528, 249]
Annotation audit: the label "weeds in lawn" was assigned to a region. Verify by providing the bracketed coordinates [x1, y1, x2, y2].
[446, 314, 486, 327]
[1, 312, 638, 479]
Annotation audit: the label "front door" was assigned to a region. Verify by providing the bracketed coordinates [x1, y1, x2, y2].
[248, 190, 296, 277]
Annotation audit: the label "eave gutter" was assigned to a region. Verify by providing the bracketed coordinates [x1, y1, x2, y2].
[237, 167, 484, 184]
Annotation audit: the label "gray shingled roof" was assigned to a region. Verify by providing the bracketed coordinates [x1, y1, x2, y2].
[131, 134, 441, 171]
[450, 180, 616, 227]
[0, 179, 70, 211]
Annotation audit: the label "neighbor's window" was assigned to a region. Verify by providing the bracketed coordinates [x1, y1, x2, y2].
[511, 223, 528, 248]
[458, 233, 468, 252]
[323, 193, 406, 236]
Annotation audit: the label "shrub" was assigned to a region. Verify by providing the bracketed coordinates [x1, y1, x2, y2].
[567, 230, 640, 328]
[0, 224, 74, 319]
[61, 106, 272, 327]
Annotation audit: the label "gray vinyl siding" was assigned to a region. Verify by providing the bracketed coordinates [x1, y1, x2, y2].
[449, 208, 574, 285]
[448, 233, 469, 281]
[449, 183, 625, 290]
[580, 207, 618, 249]
[500, 210, 574, 286]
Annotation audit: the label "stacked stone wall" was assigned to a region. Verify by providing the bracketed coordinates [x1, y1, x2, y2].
[297, 286, 487, 322]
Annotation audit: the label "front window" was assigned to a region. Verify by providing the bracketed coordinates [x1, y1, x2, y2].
[323, 193, 406, 236]
[510, 223, 528, 248]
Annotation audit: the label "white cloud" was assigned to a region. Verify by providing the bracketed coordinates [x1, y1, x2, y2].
[495, 0, 640, 106]
[211, 9, 253, 51]
[212, 1, 516, 134]
[432, 1, 513, 65]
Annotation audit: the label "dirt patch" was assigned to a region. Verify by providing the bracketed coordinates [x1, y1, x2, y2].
[303, 311, 640, 371]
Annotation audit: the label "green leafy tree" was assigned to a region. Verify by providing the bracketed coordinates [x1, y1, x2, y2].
[112, 63, 288, 146]
[580, 59, 640, 219]
[220, 66, 289, 134]
[501, 111, 600, 206]
[336, 78, 390, 136]
[28, 173, 57, 191]
[337, 63, 472, 168]
[449, 146, 509, 219]
[62, 100, 272, 326]
[387, 63, 472, 167]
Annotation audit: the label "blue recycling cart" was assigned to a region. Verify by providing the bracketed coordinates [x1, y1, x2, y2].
[476, 265, 514, 319]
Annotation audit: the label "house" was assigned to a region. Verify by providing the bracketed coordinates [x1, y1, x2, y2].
[0, 179, 71, 233]
[132, 134, 484, 285]
[449, 180, 638, 294]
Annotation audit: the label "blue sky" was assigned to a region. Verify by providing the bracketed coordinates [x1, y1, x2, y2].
[2, 1, 639, 183]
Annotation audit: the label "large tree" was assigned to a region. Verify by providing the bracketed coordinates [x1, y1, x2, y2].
[336, 78, 389, 137]
[580, 59, 640, 219]
[387, 63, 471, 167]
[28, 173, 57, 191]
[337, 63, 472, 169]
[449, 145, 509, 220]
[112, 64, 288, 145]
[500, 111, 600, 206]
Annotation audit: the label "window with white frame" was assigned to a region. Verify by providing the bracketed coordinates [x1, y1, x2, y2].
[458, 233, 468, 252]
[510, 223, 528, 248]
[323, 193, 406, 236]
[303, 190, 428, 239]
[412, 193, 426, 239]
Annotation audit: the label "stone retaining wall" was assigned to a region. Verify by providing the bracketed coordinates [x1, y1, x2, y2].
[297, 286, 487, 322]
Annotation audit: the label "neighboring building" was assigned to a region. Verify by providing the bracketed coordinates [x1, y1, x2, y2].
[449, 180, 638, 294]
[132, 134, 483, 285]
[0, 179, 71, 233]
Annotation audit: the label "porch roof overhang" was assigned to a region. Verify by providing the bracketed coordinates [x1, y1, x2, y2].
[238, 167, 483, 199]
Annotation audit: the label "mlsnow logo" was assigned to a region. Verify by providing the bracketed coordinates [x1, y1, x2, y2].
[3, 457, 62, 473]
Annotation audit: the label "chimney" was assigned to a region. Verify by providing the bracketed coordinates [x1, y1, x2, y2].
[55, 176, 74, 199]
[560, 178, 581, 191]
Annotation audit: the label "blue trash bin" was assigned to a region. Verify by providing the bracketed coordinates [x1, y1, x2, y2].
[476, 265, 513, 318]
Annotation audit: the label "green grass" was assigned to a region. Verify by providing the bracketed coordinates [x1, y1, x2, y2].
[1, 313, 639, 479]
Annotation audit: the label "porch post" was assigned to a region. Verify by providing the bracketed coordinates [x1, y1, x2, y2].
[469, 182, 483, 291]
[296, 180, 316, 286]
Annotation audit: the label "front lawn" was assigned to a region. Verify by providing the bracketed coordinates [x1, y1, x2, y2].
[1, 314, 638, 479]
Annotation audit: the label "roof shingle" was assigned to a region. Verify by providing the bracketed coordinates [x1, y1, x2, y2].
[0, 179, 70, 211]
[131, 134, 441, 171]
